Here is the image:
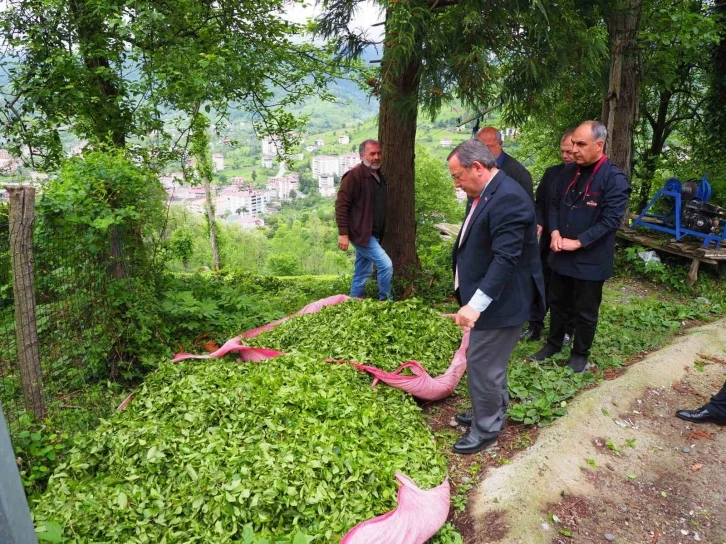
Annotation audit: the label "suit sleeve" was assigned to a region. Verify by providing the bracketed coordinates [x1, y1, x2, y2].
[519, 167, 534, 201]
[549, 175, 564, 233]
[478, 192, 532, 302]
[335, 171, 355, 235]
[534, 172, 548, 227]
[577, 171, 630, 248]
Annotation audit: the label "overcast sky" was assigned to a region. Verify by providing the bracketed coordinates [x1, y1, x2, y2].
[284, 1, 384, 37]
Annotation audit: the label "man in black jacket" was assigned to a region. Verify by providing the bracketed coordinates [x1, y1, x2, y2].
[449, 138, 545, 454]
[530, 121, 630, 373]
[521, 130, 576, 342]
[476, 127, 533, 199]
[676, 379, 726, 425]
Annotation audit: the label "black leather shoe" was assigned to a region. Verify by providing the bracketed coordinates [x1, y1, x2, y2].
[567, 354, 591, 374]
[529, 344, 560, 362]
[455, 411, 473, 426]
[675, 408, 726, 425]
[519, 328, 541, 342]
[563, 333, 572, 346]
[453, 432, 498, 454]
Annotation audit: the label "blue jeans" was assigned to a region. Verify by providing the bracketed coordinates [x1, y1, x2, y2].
[350, 237, 393, 300]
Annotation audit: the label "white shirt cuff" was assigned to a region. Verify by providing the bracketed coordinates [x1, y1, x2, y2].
[467, 289, 492, 312]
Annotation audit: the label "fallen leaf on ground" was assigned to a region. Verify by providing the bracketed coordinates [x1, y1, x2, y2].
[204, 340, 220, 352]
[691, 463, 703, 472]
[690, 429, 714, 440]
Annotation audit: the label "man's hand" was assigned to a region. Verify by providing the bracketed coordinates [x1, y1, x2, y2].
[338, 234, 349, 251]
[537, 224, 543, 237]
[550, 230, 562, 252]
[560, 238, 583, 251]
[455, 305, 480, 329]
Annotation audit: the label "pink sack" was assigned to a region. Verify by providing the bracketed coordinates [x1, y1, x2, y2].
[241, 294, 351, 339]
[172, 336, 283, 363]
[341, 473, 451, 544]
[334, 328, 470, 402]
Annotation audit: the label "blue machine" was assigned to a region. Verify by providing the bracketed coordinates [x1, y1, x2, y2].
[632, 175, 726, 248]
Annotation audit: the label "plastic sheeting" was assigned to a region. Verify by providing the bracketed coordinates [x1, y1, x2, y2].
[336, 328, 469, 402]
[340, 473, 451, 544]
[171, 294, 470, 402]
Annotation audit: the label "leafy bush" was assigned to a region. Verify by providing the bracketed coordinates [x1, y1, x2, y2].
[247, 299, 462, 374]
[33, 356, 448, 542]
[13, 424, 69, 498]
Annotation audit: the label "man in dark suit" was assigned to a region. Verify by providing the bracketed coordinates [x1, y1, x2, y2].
[521, 130, 576, 342]
[476, 127, 533, 199]
[449, 138, 545, 454]
[530, 121, 630, 373]
[676, 379, 726, 425]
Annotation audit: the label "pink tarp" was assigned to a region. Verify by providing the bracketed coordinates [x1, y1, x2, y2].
[334, 328, 470, 402]
[341, 473, 451, 544]
[169, 294, 470, 402]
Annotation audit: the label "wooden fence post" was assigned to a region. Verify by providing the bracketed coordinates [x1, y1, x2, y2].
[6, 185, 46, 421]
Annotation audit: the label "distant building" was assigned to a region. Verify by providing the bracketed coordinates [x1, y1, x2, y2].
[185, 156, 197, 169]
[225, 215, 265, 230]
[261, 155, 274, 169]
[338, 135, 350, 145]
[318, 174, 336, 198]
[314, 138, 325, 147]
[440, 139, 453, 148]
[69, 141, 89, 156]
[261, 136, 282, 156]
[212, 153, 224, 172]
[338, 153, 361, 176]
[230, 176, 247, 185]
[312, 155, 339, 178]
[216, 186, 266, 216]
[305, 145, 316, 153]
[268, 174, 299, 201]
[0, 150, 20, 173]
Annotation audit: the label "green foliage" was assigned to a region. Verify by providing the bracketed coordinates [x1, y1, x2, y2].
[247, 299, 462, 374]
[160, 273, 283, 344]
[507, 361, 595, 425]
[13, 426, 69, 498]
[0, 0, 340, 167]
[414, 145, 464, 248]
[266, 253, 303, 276]
[33, 356, 448, 542]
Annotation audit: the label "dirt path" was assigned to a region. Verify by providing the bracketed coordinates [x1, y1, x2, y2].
[470, 320, 726, 544]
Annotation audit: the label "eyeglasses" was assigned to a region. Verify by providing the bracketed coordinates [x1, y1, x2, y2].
[450, 168, 467, 181]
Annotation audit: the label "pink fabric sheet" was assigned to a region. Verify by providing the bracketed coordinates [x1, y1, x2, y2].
[340, 473, 451, 544]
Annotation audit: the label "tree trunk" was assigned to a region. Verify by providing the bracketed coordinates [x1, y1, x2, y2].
[601, 0, 642, 225]
[204, 180, 221, 271]
[705, 0, 726, 160]
[6, 185, 46, 421]
[379, 32, 422, 283]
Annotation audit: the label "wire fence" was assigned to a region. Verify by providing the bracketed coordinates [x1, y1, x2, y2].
[0, 184, 119, 450]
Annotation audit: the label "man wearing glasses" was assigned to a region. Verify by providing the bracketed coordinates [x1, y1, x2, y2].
[449, 138, 545, 454]
[529, 121, 630, 373]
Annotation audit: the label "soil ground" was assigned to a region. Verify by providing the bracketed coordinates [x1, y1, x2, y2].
[455, 319, 726, 544]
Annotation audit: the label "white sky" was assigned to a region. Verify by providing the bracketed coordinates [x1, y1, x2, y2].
[284, 1, 384, 38]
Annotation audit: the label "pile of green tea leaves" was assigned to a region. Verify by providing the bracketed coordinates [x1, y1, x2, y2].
[247, 299, 462, 374]
[33, 356, 449, 543]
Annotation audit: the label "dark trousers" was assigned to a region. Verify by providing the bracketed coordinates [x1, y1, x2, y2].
[467, 325, 522, 440]
[704, 380, 726, 418]
[529, 256, 575, 335]
[546, 271, 604, 358]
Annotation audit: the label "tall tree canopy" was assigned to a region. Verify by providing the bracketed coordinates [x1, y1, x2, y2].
[0, 0, 338, 168]
[317, 0, 606, 277]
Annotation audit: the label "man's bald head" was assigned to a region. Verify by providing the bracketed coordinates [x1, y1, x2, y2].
[476, 127, 503, 159]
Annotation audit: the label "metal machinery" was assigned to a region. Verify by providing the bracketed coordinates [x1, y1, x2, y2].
[632, 175, 726, 248]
